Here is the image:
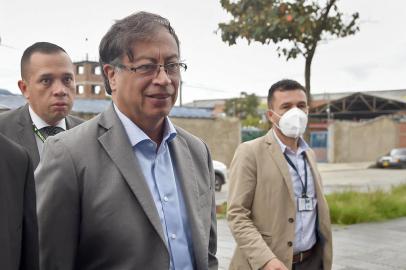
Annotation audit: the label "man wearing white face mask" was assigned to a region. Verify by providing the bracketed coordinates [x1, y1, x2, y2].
[227, 79, 332, 270]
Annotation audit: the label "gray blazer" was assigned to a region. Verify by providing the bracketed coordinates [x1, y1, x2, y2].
[0, 104, 83, 168]
[0, 133, 39, 270]
[35, 104, 218, 270]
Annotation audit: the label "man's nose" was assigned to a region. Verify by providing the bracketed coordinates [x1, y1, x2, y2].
[53, 81, 68, 96]
[153, 66, 172, 85]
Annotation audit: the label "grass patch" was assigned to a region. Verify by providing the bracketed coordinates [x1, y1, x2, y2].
[327, 184, 406, 225]
[216, 202, 227, 219]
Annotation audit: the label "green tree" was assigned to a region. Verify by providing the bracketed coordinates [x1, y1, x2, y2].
[218, 0, 360, 101]
[225, 92, 261, 126]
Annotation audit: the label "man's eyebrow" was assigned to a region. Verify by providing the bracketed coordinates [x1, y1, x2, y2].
[132, 54, 180, 63]
[280, 101, 293, 106]
[37, 73, 53, 79]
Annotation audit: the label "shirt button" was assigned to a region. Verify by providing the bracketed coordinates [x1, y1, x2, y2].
[287, 241, 293, 247]
[170, 233, 176, 240]
[288, 218, 294, 223]
[163, 196, 169, 202]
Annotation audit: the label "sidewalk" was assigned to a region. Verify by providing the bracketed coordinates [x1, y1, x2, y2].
[217, 217, 406, 270]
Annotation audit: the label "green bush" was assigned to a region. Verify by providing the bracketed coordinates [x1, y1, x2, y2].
[327, 185, 406, 225]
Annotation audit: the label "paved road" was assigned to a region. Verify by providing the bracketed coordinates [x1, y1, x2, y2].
[217, 217, 406, 270]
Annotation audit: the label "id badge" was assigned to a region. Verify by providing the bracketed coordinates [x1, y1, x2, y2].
[298, 197, 314, 211]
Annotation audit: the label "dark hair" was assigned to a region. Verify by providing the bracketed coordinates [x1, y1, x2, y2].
[267, 79, 307, 106]
[99, 11, 180, 95]
[21, 42, 67, 79]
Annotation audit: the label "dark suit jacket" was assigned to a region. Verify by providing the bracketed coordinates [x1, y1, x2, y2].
[0, 104, 83, 168]
[35, 104, 218, 270]
[0, 133, 39, 270]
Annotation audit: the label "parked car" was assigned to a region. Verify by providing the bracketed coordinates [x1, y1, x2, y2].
[213, 160, 227, 191]
[376, 148, 406, 168]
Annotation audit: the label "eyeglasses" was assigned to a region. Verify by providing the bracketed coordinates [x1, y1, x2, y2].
[116, 62, 187, 77]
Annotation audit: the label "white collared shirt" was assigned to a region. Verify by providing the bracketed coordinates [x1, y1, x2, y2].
[272, 129, 318, 254]
[29, 106, 66, 158]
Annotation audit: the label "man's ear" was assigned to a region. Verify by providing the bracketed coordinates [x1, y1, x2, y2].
[266, 109, 273, 122]
[18, 80, 29, 99]
[103, 64, 117, 93]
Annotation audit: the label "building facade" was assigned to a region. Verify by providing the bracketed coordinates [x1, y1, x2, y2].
[74, 60, 107, 99]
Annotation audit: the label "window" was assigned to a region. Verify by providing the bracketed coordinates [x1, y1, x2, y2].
[310, 131, 328, 148]
[94, 66, 101, 75]
[77, 65, 84, 75]
[92, 85, 101, 95]
[77, 85, 84, 95]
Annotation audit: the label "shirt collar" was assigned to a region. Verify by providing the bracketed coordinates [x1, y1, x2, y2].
[28, 105, 66, 130]
[272, 128, 309, 155]
[113, 103, 177, 147]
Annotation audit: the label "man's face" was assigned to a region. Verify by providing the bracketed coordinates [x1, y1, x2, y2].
[19, 52, 75, 125]
[267, 89, 308, 125]
[104, 28, 180, 127]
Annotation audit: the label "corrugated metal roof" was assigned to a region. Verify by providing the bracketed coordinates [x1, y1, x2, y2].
[0, 95, 25, 109]
[0, 95, 213, 119]
[72, 99, 111, 113]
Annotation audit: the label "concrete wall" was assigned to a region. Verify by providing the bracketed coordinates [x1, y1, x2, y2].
[328, 117, 399, 162]
[171, 117, 241, 166]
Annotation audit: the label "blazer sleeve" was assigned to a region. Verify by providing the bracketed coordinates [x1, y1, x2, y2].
[20, 151, 40, 270]
[227, 142, 276, 270]
[35, 138, 80, 270]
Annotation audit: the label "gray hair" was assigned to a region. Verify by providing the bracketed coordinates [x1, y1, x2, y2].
[99, 11, 180, 94]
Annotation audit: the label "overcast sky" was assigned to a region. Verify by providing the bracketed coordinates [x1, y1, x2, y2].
[1, 0, 405, 104]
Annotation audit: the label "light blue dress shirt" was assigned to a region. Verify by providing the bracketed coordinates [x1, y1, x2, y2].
[273, 130, 317, 254]
[114, 104, 195, 270]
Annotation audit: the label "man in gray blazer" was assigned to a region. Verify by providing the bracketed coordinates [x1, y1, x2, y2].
[0, 42, 83, 168]
[35, 12, 218, 270]
[0, 132, 39, 270]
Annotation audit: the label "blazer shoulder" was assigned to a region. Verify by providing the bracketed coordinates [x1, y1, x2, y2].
[0, 132, 29, 163]
[56, 115, 99, 145]
[238, 133, 268, 150]
[0, 106, 27, 124]
[175, 125, 206, 146]
[66, 114, 85, 128]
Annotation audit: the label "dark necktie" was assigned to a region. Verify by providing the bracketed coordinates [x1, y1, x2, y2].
[40, 126, 65, 139]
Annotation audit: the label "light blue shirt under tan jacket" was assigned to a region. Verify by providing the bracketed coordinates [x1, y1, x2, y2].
[115, 104, 195, 270]
[273, 129, 317, 254]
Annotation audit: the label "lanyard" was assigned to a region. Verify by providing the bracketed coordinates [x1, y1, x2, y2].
[283, 152, 308, 197]
[32, 123, 46, 143]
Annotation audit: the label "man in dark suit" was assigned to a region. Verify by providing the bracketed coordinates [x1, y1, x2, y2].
[0, 42, 83, 168]
[0, 132, 39, 270]
[35, 12, 218, 270]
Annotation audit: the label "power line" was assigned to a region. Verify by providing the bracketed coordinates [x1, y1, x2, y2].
[182, 82, 233, 93]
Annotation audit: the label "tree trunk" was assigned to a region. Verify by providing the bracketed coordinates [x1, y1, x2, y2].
[304, 50, 315, 104]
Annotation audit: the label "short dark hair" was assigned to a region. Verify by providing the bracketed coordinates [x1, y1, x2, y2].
[20, 42, 67, 79]
[99, 11, 180, 95]
[267, 79, 307, 107]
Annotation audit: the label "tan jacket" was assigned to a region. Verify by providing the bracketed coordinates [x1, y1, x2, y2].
[227, 130, 332, 270]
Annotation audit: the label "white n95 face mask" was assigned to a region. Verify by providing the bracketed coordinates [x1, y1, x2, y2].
[271, 107, 308, 138]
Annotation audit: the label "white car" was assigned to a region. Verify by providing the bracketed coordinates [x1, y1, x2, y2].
[213, 160, 227, 192]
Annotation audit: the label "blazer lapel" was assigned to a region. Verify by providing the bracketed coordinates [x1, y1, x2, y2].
[265, 130, 296, 203]
[97, 104, 166, 244]
[17, 105, 40, 167]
